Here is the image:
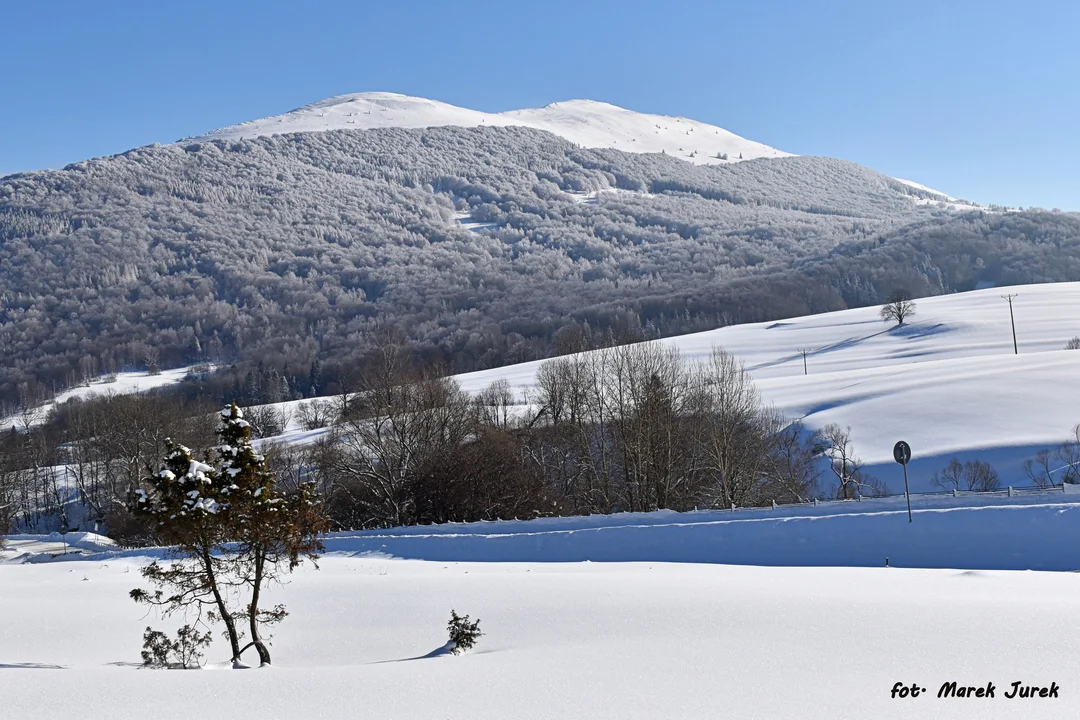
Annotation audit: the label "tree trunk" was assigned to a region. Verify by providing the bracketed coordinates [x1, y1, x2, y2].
[201, 548, 242, 663]
[247, 549, 272, 666]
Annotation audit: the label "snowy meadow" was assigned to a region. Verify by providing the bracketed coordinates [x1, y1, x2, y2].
[3, 549, 1080, 719]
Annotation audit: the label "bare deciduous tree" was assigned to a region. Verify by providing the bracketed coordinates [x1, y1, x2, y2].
[476, 378, 517, 430]
[820, 424, 884, 498]
[295, 399, 335, 431]
[696, 349, 771, 508]
[880, 289, 916, 326]
[931, 458, 1000, 492]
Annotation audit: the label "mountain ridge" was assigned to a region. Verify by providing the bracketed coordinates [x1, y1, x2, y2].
[185, 91, 794, 166]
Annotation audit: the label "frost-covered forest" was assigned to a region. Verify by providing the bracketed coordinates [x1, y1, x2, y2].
[2, 125, 1079, 410]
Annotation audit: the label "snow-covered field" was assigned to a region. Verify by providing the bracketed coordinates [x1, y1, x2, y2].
[3, 544, 1079, 719]
[454, 282, 1080, 490]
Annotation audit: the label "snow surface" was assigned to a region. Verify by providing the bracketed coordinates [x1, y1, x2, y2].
[2, 552, 1080, 719]
[893, 177, 984, 210]
[188, 91, 792, 165]
[0, 532, 115, 563]
[320, 489, 1080, 571]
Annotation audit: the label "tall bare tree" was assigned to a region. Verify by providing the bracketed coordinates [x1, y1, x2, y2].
[696, 349, 771, 508]
[820, 424, 884, 499]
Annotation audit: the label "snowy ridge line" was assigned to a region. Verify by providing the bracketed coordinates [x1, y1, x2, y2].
[328, 502, 1080, 542]
[328, 485, 1080, 542]
[185, 92, 793, 167]
[184, 92, 975, 207]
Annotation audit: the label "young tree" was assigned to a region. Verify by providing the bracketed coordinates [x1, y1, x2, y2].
[131, 405, 326, 667]
[1024, 449, 1057, 488]
[880, 289, 916, 326]
[217, 405, 327, 665]
[447, 610, 483, 655]
[820, 424, 883, 499]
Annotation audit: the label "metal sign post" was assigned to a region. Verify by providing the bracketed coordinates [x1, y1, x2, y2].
[893, 441, 912, 523]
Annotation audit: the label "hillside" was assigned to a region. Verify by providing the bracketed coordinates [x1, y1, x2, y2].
[450, 281, 1080, 488]
[247, 281, 1080, 493]
[1, 95, 1076, 412]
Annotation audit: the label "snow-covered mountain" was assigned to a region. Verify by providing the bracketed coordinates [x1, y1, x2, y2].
[187, 91, 793, 165]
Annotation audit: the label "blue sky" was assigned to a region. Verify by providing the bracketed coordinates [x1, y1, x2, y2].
[2, 0, 1078, 209]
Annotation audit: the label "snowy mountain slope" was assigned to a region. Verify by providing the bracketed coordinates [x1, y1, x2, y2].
[188, 92, 982, 208]
[894, 177, 985, 210]
[188, 91, 793, 165]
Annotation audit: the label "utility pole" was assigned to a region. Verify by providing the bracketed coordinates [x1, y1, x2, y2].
[1001, 294, 1018, 354]
[798, 348, 811, 375]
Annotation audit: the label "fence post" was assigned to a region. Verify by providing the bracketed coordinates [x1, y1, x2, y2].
[952, 488, 957, 497]
[1008, 486, 1013, 497]
[814, 498, 819, 507]
[731, 503, 735, 512]
[772, 499, 777, 509]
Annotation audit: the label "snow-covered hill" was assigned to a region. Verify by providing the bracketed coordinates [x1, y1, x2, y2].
[1, 365, 209, 431]
[451, 282, 1080, 487]
[188, 91, 792, 165]
[256, 281, 1080, 491]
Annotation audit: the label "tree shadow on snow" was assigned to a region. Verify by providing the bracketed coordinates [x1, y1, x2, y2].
[371, 641, 479, 664]
[748, 327, 894, 372]
[0, 663, 66, 669]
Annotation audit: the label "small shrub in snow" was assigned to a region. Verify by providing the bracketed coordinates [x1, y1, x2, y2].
[447, 610, 483, 655]
[141, 627, 172, 668]
[1065, 336, 1080, 350]
[141, 625, 212, 669]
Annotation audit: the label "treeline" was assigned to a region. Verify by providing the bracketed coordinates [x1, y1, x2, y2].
[280, 339, 830, 530]
[7, 331, 1080, 541]
[2, 334, 854, 539]
[0, 393, 216, 538]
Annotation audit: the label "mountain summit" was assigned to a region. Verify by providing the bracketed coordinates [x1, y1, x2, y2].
[187, 92, 792, 165]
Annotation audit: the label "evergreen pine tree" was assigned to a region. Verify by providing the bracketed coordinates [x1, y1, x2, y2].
[131, 404, 327, 667]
